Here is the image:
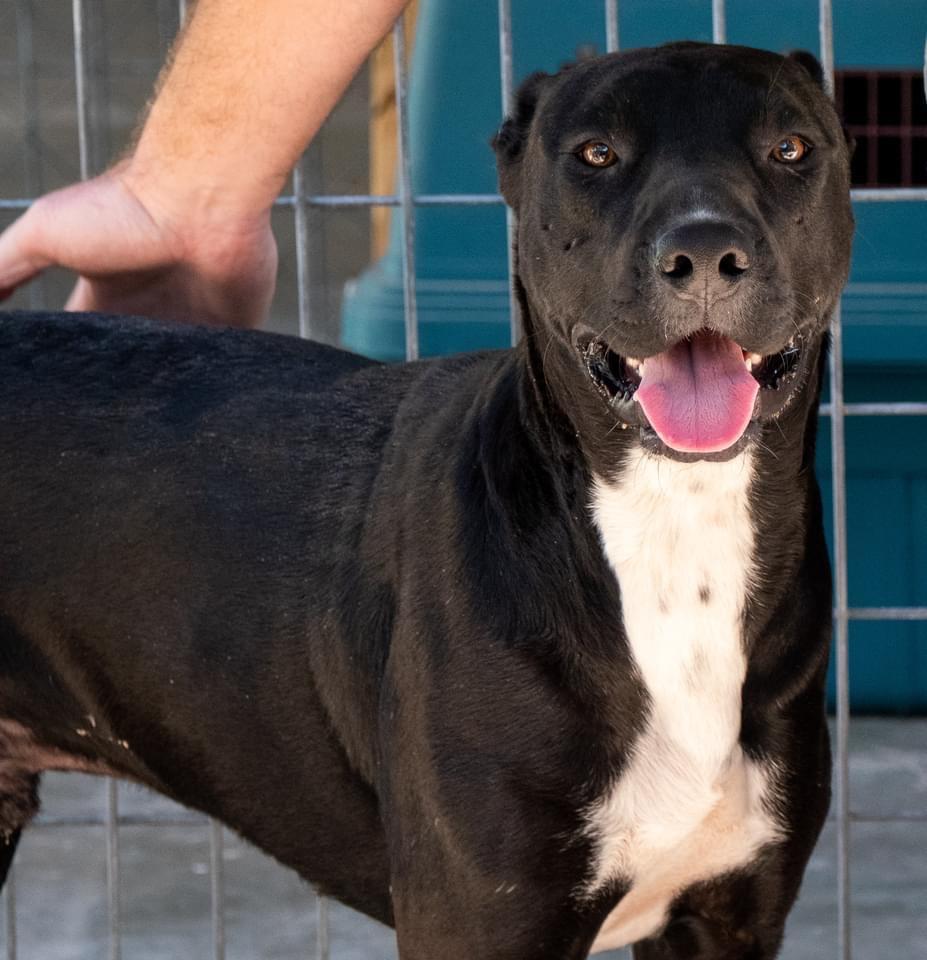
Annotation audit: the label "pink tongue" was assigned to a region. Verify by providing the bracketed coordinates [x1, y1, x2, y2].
[635, 332, 759, 453]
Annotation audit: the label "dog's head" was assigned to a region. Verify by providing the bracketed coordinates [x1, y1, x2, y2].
[493, 42, 853, 465]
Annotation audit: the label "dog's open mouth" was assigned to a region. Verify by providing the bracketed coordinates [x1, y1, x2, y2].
[581, 330, 802, 454]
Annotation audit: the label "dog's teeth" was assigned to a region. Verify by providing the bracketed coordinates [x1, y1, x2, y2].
[625, 356, 642, 372]
[744, 352, 763, 372]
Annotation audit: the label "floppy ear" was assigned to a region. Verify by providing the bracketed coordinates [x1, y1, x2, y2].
[491, 71, 551, 211]
[787, 50, 826, 89]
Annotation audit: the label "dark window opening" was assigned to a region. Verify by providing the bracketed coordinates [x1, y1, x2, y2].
[835, 70, 927, 187]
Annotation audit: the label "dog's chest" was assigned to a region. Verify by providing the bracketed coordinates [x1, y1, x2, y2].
[586, 451, 780, 951]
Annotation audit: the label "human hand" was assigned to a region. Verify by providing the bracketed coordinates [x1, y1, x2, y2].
[0, 0, 412, 329]
[0, 160, 277, 329]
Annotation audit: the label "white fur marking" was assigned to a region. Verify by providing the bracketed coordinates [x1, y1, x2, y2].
[585, 449, 781, 953]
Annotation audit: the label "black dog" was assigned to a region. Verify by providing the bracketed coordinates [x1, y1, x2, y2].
[0, 43, 852, 958]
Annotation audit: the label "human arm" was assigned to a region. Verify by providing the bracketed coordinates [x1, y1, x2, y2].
[0, 0, 409, 327]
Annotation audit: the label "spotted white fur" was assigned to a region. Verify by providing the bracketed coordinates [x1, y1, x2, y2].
[585, 448, 782, 953]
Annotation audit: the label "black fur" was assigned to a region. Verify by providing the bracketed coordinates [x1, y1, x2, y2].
[0, 43, 853, 958]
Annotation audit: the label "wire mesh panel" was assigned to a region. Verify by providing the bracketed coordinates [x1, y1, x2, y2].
[0, 1, 925, 958]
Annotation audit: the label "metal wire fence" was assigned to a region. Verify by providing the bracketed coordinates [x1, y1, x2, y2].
[0, 1, 925, 958]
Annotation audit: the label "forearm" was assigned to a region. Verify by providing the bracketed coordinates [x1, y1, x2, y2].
[128, 0, 409, 230]
[0, 0, 409, 325]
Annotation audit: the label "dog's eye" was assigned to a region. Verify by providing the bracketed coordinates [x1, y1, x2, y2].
[578, 141, 618, 168]
[770, 136, 811, 164]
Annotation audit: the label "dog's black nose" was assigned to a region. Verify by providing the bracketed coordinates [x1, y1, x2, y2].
[654, 221, 753, 303]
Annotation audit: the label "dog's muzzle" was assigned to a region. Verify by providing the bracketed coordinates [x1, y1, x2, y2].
[578, 329, 803, 455]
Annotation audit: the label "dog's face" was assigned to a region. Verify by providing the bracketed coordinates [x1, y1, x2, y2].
[494, 43, 854, 462]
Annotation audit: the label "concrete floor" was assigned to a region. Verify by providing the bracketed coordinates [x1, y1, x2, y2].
[2, 718, 924, 959]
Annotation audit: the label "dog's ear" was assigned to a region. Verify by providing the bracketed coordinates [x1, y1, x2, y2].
[787, 50, 825, 89]
[786, 50, 855, 155]
[492, 71, 551, 211]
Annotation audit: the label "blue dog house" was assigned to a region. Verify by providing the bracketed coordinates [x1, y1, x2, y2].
[342, 0, 927, 711]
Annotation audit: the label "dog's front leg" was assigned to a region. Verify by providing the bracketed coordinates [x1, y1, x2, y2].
[627, 853, 809, 960]
[631, 924, 772, 960]
[389, 863, 605, 960]
[378, 673, 612, 960]
[631, 916, 780, 960]
[382, 773, 607, 960]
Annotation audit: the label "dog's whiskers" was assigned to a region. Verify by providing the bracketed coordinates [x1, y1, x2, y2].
[753, 437, 780, 461]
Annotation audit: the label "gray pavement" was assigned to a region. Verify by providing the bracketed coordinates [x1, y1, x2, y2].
[3, 718, 925, 959]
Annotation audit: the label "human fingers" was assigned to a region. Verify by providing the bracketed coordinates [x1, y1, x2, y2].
[0, 201, 57, 300]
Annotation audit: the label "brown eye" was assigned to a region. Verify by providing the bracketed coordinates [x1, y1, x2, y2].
[579, 141, 618, 167]
[771, 136, 811, 163]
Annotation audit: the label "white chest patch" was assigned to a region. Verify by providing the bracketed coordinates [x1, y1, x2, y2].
[585, 449, 781, 953]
